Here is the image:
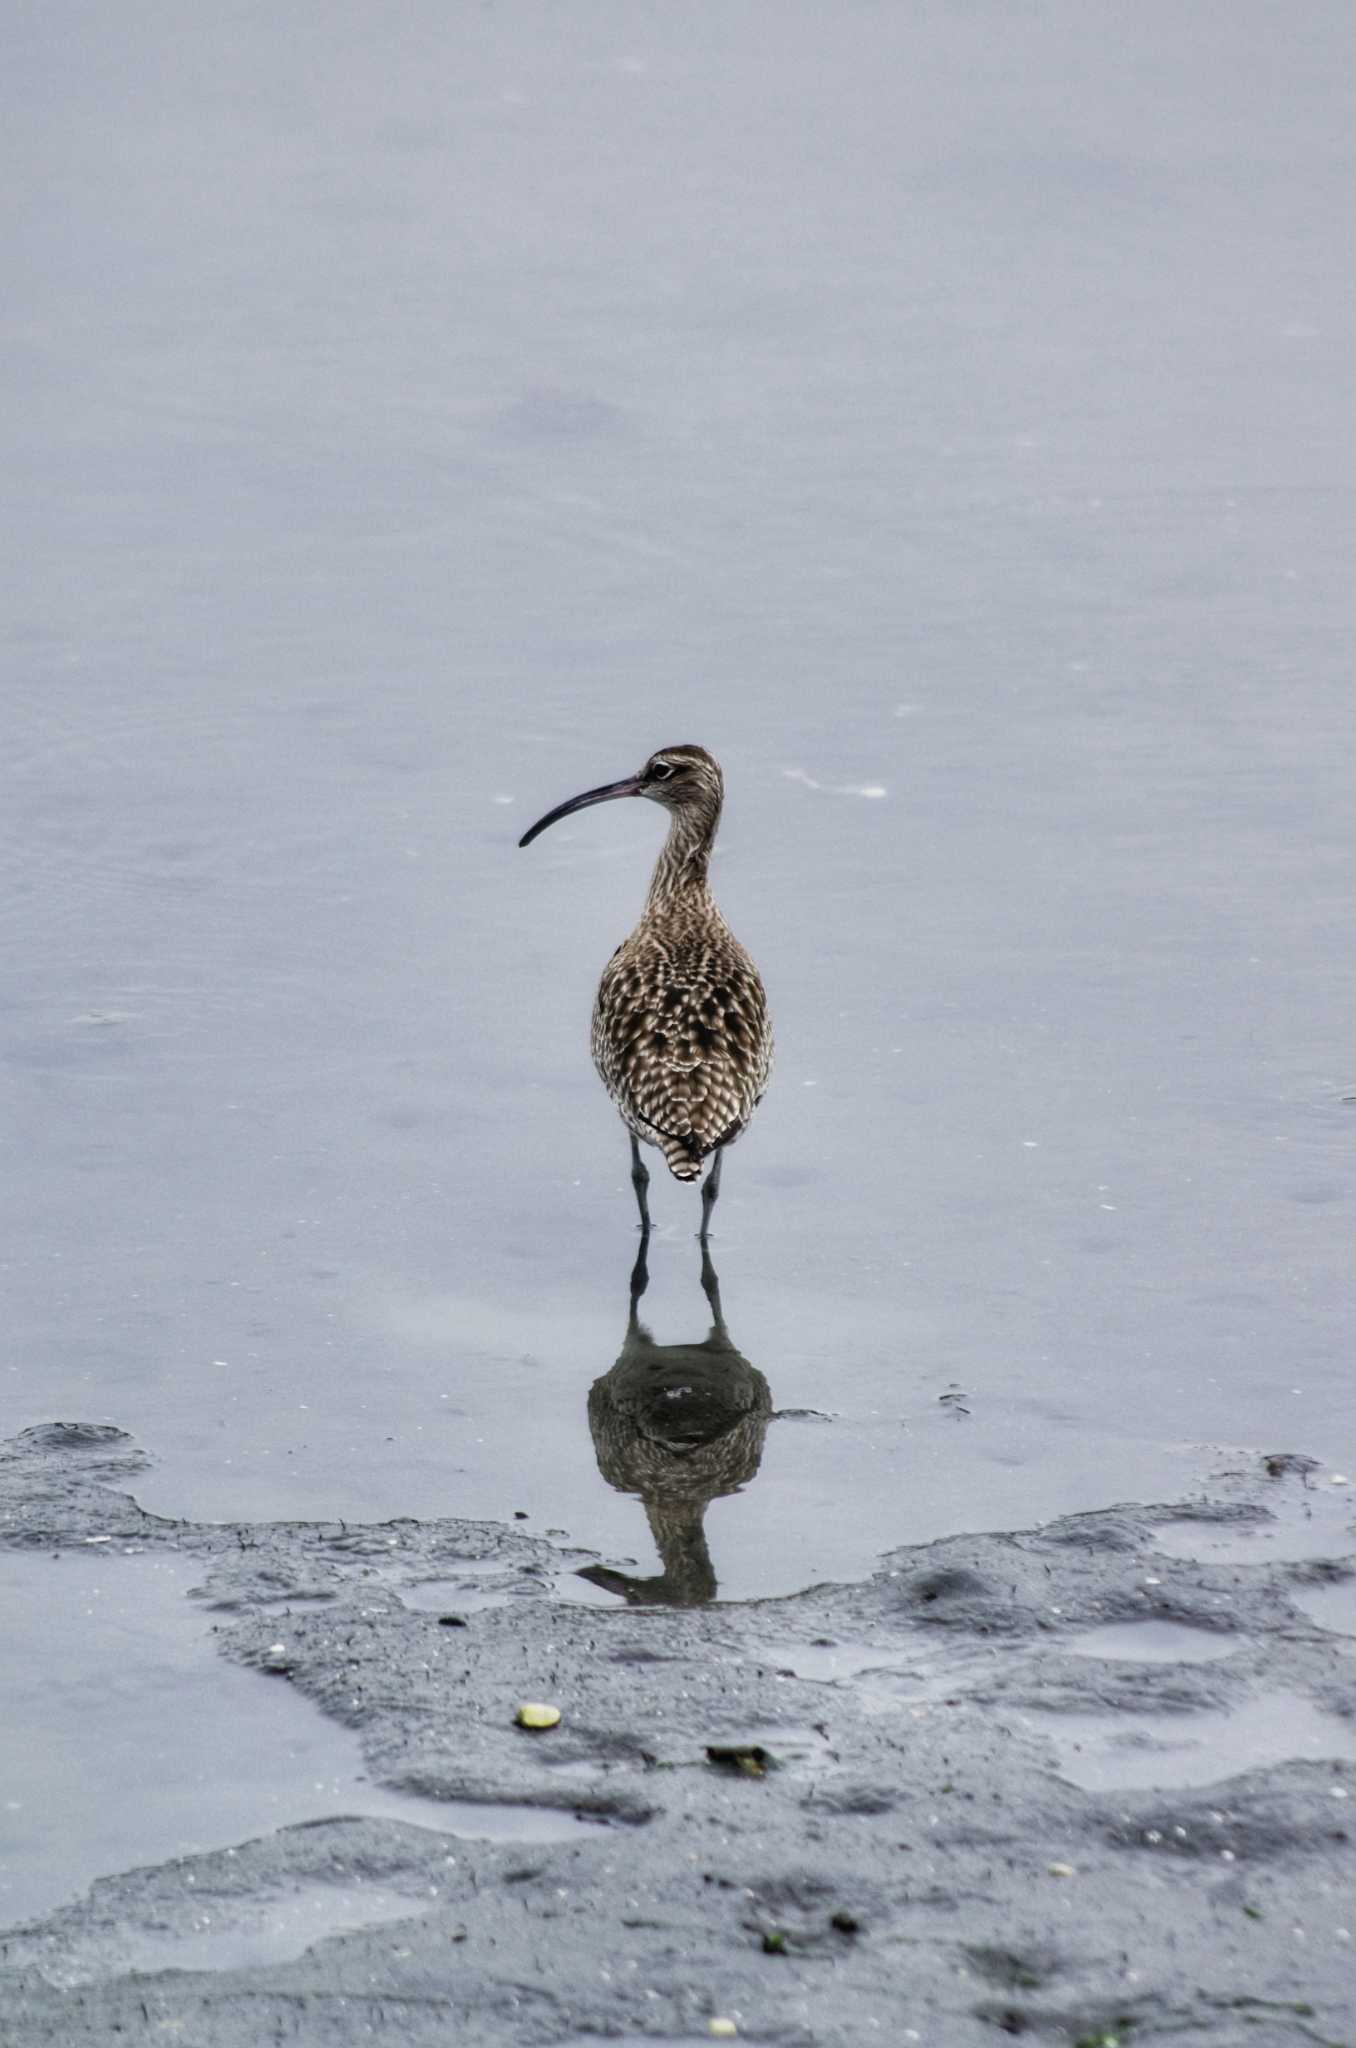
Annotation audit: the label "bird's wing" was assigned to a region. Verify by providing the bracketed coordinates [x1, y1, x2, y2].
[594, 941, 770, 1172]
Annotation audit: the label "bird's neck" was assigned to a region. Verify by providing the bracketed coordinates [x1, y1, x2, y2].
[644, 804, 719, 912]
[642, 1495, 717, 1606]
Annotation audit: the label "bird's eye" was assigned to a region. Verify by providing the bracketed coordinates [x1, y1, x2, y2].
[649, 761, 675, 782]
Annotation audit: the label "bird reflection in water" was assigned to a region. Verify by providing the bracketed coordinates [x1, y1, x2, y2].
[578, 1233, 771, 1608]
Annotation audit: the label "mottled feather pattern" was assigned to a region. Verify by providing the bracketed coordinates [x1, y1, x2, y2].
[522, 743, 772, 1196]
[592, 902, 772, 1180]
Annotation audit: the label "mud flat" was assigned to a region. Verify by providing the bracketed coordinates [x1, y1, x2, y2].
[1, 1423, 1353, 2047]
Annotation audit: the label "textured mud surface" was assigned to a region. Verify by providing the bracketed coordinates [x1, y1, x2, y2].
[2, 1424, 1354, 2045]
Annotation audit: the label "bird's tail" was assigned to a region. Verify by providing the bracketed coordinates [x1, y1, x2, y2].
[660, 1131, 704, 1182]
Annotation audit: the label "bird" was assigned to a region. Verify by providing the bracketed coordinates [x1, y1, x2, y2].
[518, 744, 772, 1237]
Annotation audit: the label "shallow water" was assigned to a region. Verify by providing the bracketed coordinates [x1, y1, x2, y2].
[1035, 1688, 1356, 1793]
[1151, 1486, 1356, 1564]
[0, 1550, 610, 1930]
[1293, 1580, 1356, 1637]
[4, 0, 1356, 1909]
[11, 1883, 437, 1991]
[1065, 1620, 1244, 1665]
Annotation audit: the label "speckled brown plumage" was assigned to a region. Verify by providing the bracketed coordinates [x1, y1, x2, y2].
[520, 744, 772, 1228]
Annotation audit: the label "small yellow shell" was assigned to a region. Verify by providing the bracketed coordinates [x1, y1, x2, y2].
[708, 2023, 739, 2039]
[514, 1702, 561, 1731]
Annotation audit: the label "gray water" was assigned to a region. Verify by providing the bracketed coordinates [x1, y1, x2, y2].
[7, 2, 1356, 1624]
[0, 1550, 594, 1930]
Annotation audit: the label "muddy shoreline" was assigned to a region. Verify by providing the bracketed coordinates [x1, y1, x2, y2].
[1, 1422, 1353, 2046]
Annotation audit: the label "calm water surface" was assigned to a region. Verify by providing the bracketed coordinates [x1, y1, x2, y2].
[6, 2, 1356, 1619]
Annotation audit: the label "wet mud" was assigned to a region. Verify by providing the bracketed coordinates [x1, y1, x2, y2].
[2, 1423, 1353, 2045]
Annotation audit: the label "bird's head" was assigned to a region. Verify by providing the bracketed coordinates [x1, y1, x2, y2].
[518, 744, 723, 848]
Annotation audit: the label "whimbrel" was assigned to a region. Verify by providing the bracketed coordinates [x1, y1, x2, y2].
[519, 745, 772, 1236]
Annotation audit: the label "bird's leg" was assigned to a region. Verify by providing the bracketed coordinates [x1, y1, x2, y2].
[629, 1132, 651, 1233]
[627, 1227, 651, 1336]
[698, 1146, 724, 1242]
[698, 1234, 731, 1344]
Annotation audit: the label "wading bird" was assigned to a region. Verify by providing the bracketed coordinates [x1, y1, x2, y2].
[518, 745, 772, 1237]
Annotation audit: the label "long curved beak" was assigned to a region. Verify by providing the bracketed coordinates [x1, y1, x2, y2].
[518, 776, 643, 848]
